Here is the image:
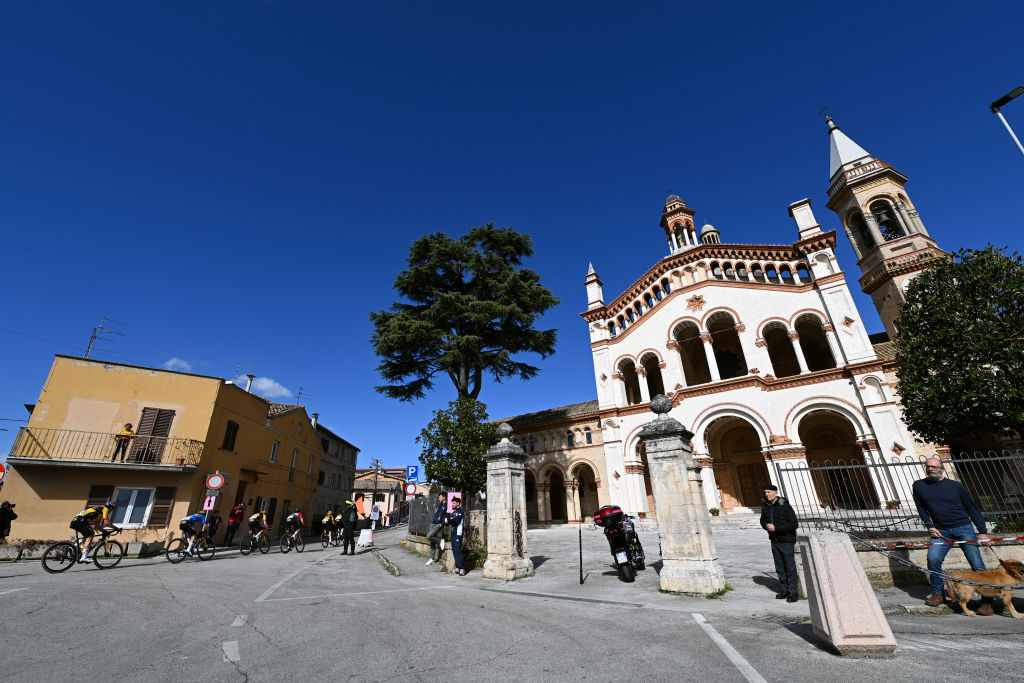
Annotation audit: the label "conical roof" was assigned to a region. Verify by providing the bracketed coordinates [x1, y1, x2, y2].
[828, 116, 873, 180]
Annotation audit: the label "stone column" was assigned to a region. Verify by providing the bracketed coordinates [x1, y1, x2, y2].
[636, 367, 652, 403]
[482, 423, 535, 580]
[565, 480, 581, 523]
[822, 323, 845, 366]
[536, 482, 551, 525]
[863, 214, 885, 246]
[699, 333, 722, 382]
[638, 396, 727, 594]
[789, 331, 810, 373]
[665, 340, 687, 388]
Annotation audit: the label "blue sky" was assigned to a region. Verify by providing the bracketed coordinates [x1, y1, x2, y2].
[2, 2, 1023, 469]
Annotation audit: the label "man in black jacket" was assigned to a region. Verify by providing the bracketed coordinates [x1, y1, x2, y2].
[425, 493, 447, 566]
[340, 501, 359, 556]
[760, 484, 800, 602]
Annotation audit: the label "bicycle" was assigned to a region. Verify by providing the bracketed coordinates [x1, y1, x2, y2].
[42, 528, 124, 574]
[320, 528, 341, 548]
[239, 528, 270, 555]
[166, 531, 216, 563]
[281, 527, 305, 553]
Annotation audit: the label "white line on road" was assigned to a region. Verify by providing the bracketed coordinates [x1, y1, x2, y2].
[222, 641, 240, 663]
[231, 614, 247, 627]
[254, 565, 311, 603]
[0, 588, 29, 596]
[692, 613, 768, 683]
[257, 585, 456, 603]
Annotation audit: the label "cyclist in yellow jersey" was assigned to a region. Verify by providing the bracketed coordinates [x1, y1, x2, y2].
[321, 510, 336, 544]
[247, 510, 268, 536]
[70, 501, 119, 563]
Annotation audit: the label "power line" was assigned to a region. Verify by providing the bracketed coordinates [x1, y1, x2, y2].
[0, 326, 82, 351]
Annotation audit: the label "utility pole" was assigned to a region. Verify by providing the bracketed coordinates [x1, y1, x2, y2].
[370, 458, 382, 531]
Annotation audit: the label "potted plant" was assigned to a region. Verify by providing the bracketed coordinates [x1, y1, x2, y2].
[886, 499, 901, 510]
[709, 507, 720, 517]
[637, 511, 647, 519]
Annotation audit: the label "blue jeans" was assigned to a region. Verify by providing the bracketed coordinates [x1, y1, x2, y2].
[927, 524, 986, 595]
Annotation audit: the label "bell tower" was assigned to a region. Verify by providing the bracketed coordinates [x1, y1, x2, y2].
[823, 117, 946, 338]
[660, 195, 699, 255]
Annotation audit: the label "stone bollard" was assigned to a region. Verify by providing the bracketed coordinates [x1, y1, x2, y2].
[482, 423, 535, 581]
[798, 531, 896, 657]
[638, 395, 726, 594]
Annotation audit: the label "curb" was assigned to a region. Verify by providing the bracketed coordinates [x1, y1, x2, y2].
[372, 547, 400, 576]
[884, 603, 953, 615]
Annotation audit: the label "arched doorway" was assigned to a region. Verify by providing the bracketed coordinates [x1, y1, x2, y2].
[570, 462, 600, 520]
[799, 411, 879, 509]
[548, 469, 567, 522]
[707, 417, 768, 512]
[525, 470, 538, 524]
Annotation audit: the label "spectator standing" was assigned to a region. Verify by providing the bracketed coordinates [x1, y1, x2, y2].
[425, 493, 447, 566]
[448, 497, 466, 576]
[207, 509, 223, 543]
[110, 423, 135, 462]
[340, 500, 358, 555]
[224, 503, 245, 546]
[913, 457, 992, 612]
[760, 484, 800, 603]
[0, 501, 17, 542]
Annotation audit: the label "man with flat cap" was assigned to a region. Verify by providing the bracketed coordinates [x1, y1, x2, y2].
[760, 483, 800, 602]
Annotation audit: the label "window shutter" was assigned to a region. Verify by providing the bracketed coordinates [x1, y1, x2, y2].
[152, 409, 175, 438]
[131, 408, 175, 462]
[86, 485, 115, 509]
[148, 487, 176, 526]
[130, 408, 159, 461]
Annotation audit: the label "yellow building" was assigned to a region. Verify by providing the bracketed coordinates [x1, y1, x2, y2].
[3, 355, 322, 545]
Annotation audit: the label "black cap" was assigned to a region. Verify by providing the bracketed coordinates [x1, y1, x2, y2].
[763, 484, 778, 492]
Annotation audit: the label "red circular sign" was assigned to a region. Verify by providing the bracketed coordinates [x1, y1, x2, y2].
[0, 462, 6, 484]
[206, 473, 225, 490]
[404, 482, 417, 496]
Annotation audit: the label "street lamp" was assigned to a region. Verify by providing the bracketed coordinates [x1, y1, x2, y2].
[990, 86, 1024, 159]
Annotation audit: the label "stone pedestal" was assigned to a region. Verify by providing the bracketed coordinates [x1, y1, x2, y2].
[638, 396, 726, 594]
[798, 531, 896, 657]
[482, 424, 535, 581]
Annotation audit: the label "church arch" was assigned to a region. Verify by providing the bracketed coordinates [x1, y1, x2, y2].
[861, 376, 887, 404]
[617, 359, 643, 405]
[794, 314, 836, 371]
[703, 415, 770, 511]
[796, 263, 811, 282]
[691, 404, 771, 455]
[569, 460, 601, 520]
[640, 352, 666, 398]
[673, 320, 711, 386]
[869, 198, 907, 241]
[706, 311, 748, 380]
[547, 469, 567, 522]
[525, 469, 538, 523]
[783, 397, 870, 443]
[762, 321, 800, 378]
[846, 209, 876, 254]
[798, 410, 880, 509]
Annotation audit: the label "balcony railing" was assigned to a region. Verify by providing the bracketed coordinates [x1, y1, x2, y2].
[9, 426, 204, 467]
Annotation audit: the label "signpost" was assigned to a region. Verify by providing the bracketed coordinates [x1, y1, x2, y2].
[404, 482, 417, 496]
[206, 473, 225, 490]
[203, 495, 217, 511]
[0, 462, 6, 484]
[406, 465, 418, 481]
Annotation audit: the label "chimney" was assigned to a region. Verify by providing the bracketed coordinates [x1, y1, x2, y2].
[245, 374, 255, 392]
[311, 412, 319, 428]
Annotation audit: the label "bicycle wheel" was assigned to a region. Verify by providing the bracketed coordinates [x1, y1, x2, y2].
[258, 534, 270, 554]
[93, 540, 125, 569]
[42, 542, 78, 574]
[196, 539, 215, 561]
[240, 535, 253, 556]
[321, 531, 329, 549]
[280, 535, 292, 554]
[295, 534, 305, 553]
[165, 538, 189, 564]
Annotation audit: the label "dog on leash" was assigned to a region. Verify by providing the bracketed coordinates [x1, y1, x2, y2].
[944, 559, 1023, 618]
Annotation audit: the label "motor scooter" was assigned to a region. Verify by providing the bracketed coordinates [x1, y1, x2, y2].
[593, 504, 645, 583]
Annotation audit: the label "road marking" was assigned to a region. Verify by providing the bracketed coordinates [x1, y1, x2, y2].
[222, 641, 240, 663]
[481, 587, 646, 608]
[257, 585, 456, 603]
[0, 588, 29, 597]
[692, 613, 767, 683]
[231, 614, 247, 627]
[254, 565, 312, 603]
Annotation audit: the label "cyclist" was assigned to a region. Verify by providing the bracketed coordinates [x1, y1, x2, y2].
[285, 508, 304, 539]
[70, 500, 119, 563]
[179, 512, 207, 555]
[247, 509, 269, 539]
[321, 509, 336, 544]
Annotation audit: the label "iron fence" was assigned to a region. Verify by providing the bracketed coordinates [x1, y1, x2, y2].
[8, 426, 204, 466]
[774, 449, 1024, 536]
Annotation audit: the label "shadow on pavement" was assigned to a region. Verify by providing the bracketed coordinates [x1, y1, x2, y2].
[530, 555, 551, 568]
[752, 574, 783, 594]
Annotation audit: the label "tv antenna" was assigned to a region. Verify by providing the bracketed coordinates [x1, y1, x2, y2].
[233, 362, 253, 382]
[84, 316, 126, 359]
[296, 385, 311, 404]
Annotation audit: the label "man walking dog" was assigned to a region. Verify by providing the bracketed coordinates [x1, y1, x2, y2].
[913, 457, 992, 613]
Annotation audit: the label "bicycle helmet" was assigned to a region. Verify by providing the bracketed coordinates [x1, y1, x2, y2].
[105, 500, 118, 509]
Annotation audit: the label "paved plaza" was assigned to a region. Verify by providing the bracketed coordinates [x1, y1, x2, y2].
[1, 526, 1022, 682]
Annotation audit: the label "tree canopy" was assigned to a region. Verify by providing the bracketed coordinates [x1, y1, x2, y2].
[370, 223, 559, 401]
[416, 398, 495, 497]
[895, 245, 1024, 444]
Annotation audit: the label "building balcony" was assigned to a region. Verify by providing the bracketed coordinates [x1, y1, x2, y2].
[7, 426, 203, 471]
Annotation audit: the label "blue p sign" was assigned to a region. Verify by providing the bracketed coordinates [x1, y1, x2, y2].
[406, 465, 418, 481]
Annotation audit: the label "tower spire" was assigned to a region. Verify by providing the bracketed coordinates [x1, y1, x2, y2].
[827, 116, 874, 181]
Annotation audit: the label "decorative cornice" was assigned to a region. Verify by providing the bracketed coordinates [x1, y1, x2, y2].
[624, 464, 646, 475]
[767, 447, 807, 460]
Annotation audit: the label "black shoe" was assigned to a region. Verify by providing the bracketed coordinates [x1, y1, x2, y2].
[775, 592, 788, 599]
[786, 595, 799, 603]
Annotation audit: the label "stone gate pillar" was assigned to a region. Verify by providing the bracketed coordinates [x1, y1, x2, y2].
[483, 423, 535, 580]
[639, 395, 727, 594]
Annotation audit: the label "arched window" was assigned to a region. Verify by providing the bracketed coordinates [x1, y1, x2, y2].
[653, 287, 663, 301]
[707, 312, 748, 380]
[723, 262, 735, 278]
[528, 436, 535, 453]
[644, 293, 654, 309]
[711, 262, 723, 278]
[641, 354, 666, 398]
[862, 376, 886, 404]
[795, 315, 836, 371]
[567, 430, 575, 448]
[608, 322, 617, 337]
[674, 321, 712, 386]
[780, 266, 794, 283]
[618, 315, 626, 330]
[661, 278, 671, 293]
[814, 253, 834, 275]
[751, 263, 765, 281]
[736, 262, 748, 278]
[763, 322, 800, 378]
[619, 360, 643, 405]
[634, 302, 643, 318]
[584, 427, 592, 444]
[626, 309, 635, 323]
[848, 211, 875, 254]
[765, 265, 779, 280]
[796, 264, 811, 282]
[870, 199, 906, 241]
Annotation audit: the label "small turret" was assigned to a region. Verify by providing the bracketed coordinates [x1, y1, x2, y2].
[585, 262, 604, 310]
[660, 195, 699, 254]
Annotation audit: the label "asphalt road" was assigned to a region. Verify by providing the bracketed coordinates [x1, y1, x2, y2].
[2, 527, 1023, 682]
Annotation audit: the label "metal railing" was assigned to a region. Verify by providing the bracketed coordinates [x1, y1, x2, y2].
[774, 449, 1024, 536]
[9, 426, 204, 467]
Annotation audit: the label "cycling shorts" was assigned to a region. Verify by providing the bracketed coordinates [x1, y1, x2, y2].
[70, 518, 94, 537]
[179, 522, 198, 536]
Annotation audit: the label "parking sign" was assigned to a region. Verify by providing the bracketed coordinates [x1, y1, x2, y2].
[406, 465, 418, 481]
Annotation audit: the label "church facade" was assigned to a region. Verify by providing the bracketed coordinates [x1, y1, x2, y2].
[504, 119, 947, 523]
